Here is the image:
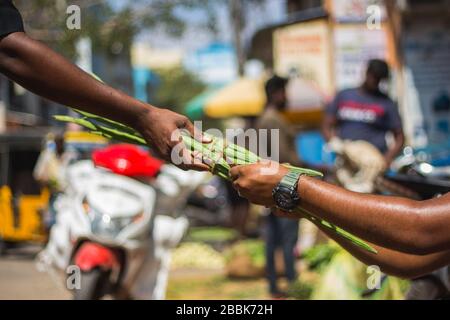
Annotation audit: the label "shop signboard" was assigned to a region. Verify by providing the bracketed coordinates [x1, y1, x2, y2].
[273, 19, 333, 99]
[333, 24, 389, 90]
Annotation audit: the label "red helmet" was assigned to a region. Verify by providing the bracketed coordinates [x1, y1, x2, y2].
[92, 144, 164, 178]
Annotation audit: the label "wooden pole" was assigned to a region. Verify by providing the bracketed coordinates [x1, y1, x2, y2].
[230, 0, 245, 76]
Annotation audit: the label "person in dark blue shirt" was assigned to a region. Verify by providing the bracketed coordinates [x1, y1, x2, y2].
[322, 59, 405, 167]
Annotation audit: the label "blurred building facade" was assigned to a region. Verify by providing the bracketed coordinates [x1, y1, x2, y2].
[184, 43, 238, 86]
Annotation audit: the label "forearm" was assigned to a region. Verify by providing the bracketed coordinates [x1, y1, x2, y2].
[321, 122, 334, 142]
[313, 220, 450, 279]
[0, 32, 148, 129]
[299, 176, 450, 255]
[384, 132, 405, 164]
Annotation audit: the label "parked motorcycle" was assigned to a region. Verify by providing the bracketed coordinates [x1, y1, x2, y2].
[377, 146, 450, 199]
[37, 144, 206, 299]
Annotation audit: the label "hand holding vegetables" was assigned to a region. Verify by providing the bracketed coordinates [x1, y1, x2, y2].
[133, 107, 211, 171]
[55, 110, 377, 254]
[230, 161, 289, 208]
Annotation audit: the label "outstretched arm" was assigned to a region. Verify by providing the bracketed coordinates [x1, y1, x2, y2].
[0, 32, 209, 169]
[278, 210, 450, 279]
[298, 177, 450, 255]
[230, 161, 450, 255]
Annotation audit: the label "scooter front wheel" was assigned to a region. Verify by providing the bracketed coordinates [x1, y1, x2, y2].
[73, 268, 110, 300]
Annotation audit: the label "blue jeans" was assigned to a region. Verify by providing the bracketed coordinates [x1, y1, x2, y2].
[265, 212, 299, 294]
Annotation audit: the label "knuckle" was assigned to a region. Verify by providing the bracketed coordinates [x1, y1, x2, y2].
[239, 180, 250, 191]
[178, 115, 189, 125]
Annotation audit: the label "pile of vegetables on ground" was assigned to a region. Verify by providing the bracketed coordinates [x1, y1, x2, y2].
[302, 242, 340, 272]
[224, 240, 266, 278]
[186, 227, 238, 244]
[171, 242, 225, 270]
[309, 244, 409, 300]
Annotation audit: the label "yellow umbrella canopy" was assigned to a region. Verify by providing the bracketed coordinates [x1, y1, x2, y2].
[204, 78, 266, 118]
[187, 77, 326, 125]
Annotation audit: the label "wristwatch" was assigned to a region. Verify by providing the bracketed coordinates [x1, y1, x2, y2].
[272, 170, 303, 212]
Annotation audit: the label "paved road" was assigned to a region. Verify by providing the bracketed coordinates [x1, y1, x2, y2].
[0, 244, 71, 300]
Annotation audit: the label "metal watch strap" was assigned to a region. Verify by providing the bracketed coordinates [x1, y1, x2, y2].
[280, 170, 302, 190]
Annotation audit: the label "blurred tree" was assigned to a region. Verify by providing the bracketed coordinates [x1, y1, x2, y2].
[14, 0, 266, 75]
[13, 0, 203, 60]
[152, 66, 205, 115]
[230, 0, 267, 75]
[152, 66, 225, 131]
[13, 0, 212, 101]
[230, 0, 245, 76]
[200, 0, 265, 76]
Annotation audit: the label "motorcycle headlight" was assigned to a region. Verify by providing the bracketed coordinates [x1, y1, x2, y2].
[82, 196, 146, 238]
[90, 209, 134, 238]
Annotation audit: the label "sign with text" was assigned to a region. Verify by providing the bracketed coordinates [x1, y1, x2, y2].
[273, 19, 333, 98]
[333, 24, 389, 90]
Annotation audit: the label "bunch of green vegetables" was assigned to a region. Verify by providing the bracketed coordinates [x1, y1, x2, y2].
[302, 242, 340, 271]
[55, 109, 377, 254]
[224, 239, 266, 269]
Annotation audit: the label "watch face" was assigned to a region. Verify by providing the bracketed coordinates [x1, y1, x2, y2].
[278, 193, 293, 206]
[273, 185, 298, 211]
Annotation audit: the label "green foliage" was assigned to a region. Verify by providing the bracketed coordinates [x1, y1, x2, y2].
[187, 227, 238, 243]
[310, 248, 408, 300]
[311, 250, 368, 300]
[287, 280, 314, 300]
[14, 0, 208, 60]
[152, 67, 206, 115]
[302, 242, 340, 272]
[224, 240, 265, 268]
[368, 277, 410, 300]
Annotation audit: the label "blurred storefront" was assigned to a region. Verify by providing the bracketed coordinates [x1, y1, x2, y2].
[391, 0, 450, 146]
[131, 43, 184, 103]
[248, 0, 450, 147]
[0, 75, 51, 190]
[184, 43, 239, 86]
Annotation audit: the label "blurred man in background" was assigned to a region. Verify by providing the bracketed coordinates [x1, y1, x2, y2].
[322, 59, 405, 192]
[256, 75, 301, 298]
[322, 59, 404, 166]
